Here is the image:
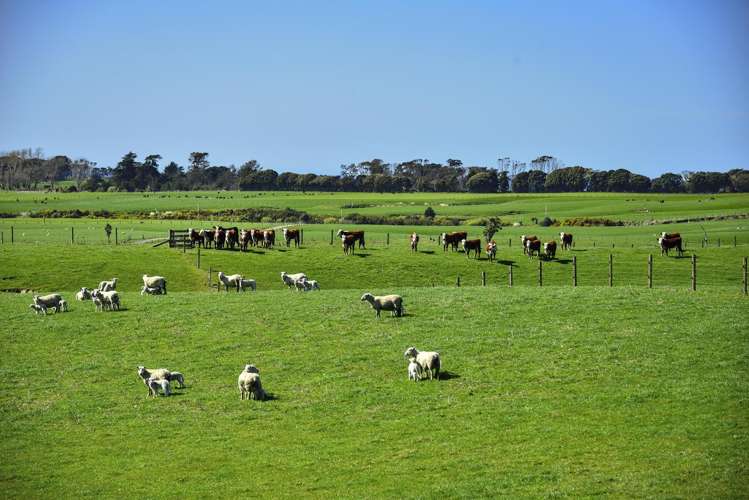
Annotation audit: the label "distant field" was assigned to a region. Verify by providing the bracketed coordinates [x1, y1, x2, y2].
[1, 190, 748, 222]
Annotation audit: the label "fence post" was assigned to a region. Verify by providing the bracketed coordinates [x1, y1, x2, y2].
[509, 238, 511, 247]
[330, 229, 333, 245]
[115, 227, 118, 245]
[573, 255, 577, 287]
[691, 254, 697, 291]
[301, 229, 304, 245]
[593, 241, 595, 247]
[734, 236, 737, 247]
[456, 275, 460, 287]
[508, 265, 513, 287]
[608, 254, 613, 287]
[648, 254, 653, 288]
[718, 238, 721, 248]
[208, 266, 212, 288]
[387, 233, 390, 246]
[0, 231, 3, 244]
[743, 257, 748, 295]
[481, 271, 486, 286]
[197, 246, 201, 269]
[538, 260, 543, 287]
[71, 227, 74, 244]
[11, 226, 14, 243]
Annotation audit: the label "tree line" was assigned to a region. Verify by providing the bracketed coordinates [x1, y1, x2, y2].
[1, 148, 747, 194]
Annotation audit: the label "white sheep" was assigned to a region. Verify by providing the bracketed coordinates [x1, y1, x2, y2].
[146, 377, 171, 397]
[404, 347, 441, 380]
[29, 303, 47, 315]
[239, 278, 256, 292]
[58, 299, 68, 312]
[218, 271, 243, 292]
[91, 291, 106, 311]
[140, 285, 164, 296]
[238, 365, 265, 400]
[75, 287, 92, 301]
[142, 275, 167, 294]
[98, 278, 118, 292]
[360, 293, 403, 318]
[293, 278, 308, 292]
[33, 294, 63, 313]
[92, 289, 119, 311]
[281, 272, 306, 288]
[408, 360, 420, 381]
[137, 366, 172, 394]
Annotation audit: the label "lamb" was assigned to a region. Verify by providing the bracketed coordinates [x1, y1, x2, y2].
[91, 290, 106, 311]
[238, 365, 266, 401]
[303, 279, 320, 291]
[167, 371, 185, 388]
[218, 271, 243, 292]
[294, 278, 308, 292]
[404, 347, 441, 380]
[239, 278, 256, 292]
[408, 360, 421, 381]
[33, 294, 63, 313]
[142, 275, 167, 295]
[360, 293, 403, 318]
[75, 287, 92, 301]
[58, 299, 68, 312]
[98, 278, 118, 292]
[281, 272, 307, 288]
[140, 285, 164, 295]
[29, 303, 47, 315]
[146, 377, 171, 397]
[137, 366, 171, 387]
[91, 289, 119, 311]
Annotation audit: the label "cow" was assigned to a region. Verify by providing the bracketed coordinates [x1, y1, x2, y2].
[214, 226, 226, 250]
[544, 240, 557, 260]
[239, 229, 252, 252]
[263, 229, 275, 249]
[659, 236, 683, 256]
[225, 227, 239, 250]
[521, 235, 538, 255]
[441, 231, 468, 252]
[410, 233, 419, 252]
[283, 228, 300, 248]
[526, 238, 541, 258]
[201, 229, 215, 249]
[250, 229, 263, 247]
[342, 234, 357, 255]
[462, 238, 482, 259]
[661, 232, 681, 240]
[337, 229, 365, 249]
[560, 232, 573, 250]
[486, 240, 497, 261]
[188, 228, 204, 248]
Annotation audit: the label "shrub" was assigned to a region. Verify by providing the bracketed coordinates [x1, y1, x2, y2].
[424, 206, 436, 218]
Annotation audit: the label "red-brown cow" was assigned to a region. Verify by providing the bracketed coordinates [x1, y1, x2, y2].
[441, 231, 468, 252]
[189, 228, 204, 248]
[342, 234, 357, 255]
[283, 228, 300, 248]
[526, 238, 541, 258]
[240, 229, 253, 251]
[462, 238, 482, 259]
[544, 240, 557, 260]
[337, 229, 365, 249]
[559, 232, 573, 250]
[201, 229, 215, 248]
[486, 240, 497, 261]
[521, 235, 538, 255]
[659, 236, 683, 256]
[214, 226, 226, 249]
[410, 233, 419, 252]
[263, 229, 275, 249]
[225, 227, 239, 250]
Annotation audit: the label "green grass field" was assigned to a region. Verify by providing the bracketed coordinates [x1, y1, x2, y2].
[2, 190, 748, 222]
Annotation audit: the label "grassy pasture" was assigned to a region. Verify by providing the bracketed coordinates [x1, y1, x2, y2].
[0, 287, 746, 497]
[2, 190, 748, 222]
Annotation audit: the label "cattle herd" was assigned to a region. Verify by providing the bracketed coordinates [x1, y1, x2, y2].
[188, 227, 301, 250]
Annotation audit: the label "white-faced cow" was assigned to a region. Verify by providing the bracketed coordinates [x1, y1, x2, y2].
[410, 233, 419, 252]
[342, 234, 357, 255]
[441, 231, 467, 252]
[560, 232, 573, 250]
[544, 240, 557, 260]
[526, 238, 541, 258]
[337, 229, 365, 249]
[462, 238, 481, 259]
[486, 240, 497, 261]
[189, 228, 204, 248]
[521, 235, 538, 255]
[284, 228, 300, 248]
[659, 236, 683, 256]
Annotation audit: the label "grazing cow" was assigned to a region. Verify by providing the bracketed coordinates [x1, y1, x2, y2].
[462, 238, 482, 259]
[337, 229, 365, 249]
[526, 238, 541, 258]
[342, 234, 357, 255]
[661, 232, 681, 240]
[214, 226, 226, 249]
[263, 229, 275, 248]
[240, 229, 252, 252]
[201, 229, 215, 249]
[189, 228, 204, 248]
[544, 240, 557, 260]
[659, 236, 684, 256]
[410, 233, 419, 252]
[283, 228, 300, 248]
[440, 231, 468, 252]
[486, 240, 497, 261]
[560, 232, 573, 250]
[225, 227, 239, 250]
[521, 235, 538, 255]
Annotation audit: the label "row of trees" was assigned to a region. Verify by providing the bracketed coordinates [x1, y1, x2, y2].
[1, 149, 747, 194]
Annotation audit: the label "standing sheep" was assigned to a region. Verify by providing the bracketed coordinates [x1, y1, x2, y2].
[146, 377, 171, 397]
[142, 275, 167, 295]
[281, 272, 307, 288]
[238, 365, 266, 401]
[141, 285, 164, 296]
[404, 347, 441, 380]
[218, 271, 243, 292]
[98, 278, 118, 292]
[29, 303, 47, 315]
[408, 360, 421, 381]
[239, 279, 256, 292]
[33, 294, 64, 313]
[76, 287, 92, 301]
[360, 293, 403, 318]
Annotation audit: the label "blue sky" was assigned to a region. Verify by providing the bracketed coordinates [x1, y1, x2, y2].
[1, 0, 747, 176]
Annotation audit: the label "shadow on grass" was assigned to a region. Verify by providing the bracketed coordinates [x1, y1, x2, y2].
[438, 371, 460, 381]
[555, 258, 573, 264]
[571, 249, 588, 252]
[352, 253, 371, 258]
[673, 254, 692, 259]
[497, 259, 516, 266]
[263, 393, 279, 401]
[420, 250, 436, 255]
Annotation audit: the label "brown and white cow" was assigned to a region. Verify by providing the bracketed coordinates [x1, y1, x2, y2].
[337, 229, 365, 249]
[486, 240, 497, 261]
[410, 233, 419, 252]
[201, 229, 215, 248]
[660, 232, 681, 240]
[283, 228, 300, 248]
[342, 234, 357, 255]
[544, 240, 557, 260]
[189, 228, 204, 248]
[225, 227, 239, 250]
[240, 229, 252, 252]
[462, 238, 482, 259]
[526, 238, 541, 258]
[249, 229, 263, 247]
[659, 236, 683, 256]
[521, 235, 538, 255]
[263, 229, 275, 249]
[441, 231, 468, 252]
[559, 232, 573, 250]
[214, 226, 226, 249]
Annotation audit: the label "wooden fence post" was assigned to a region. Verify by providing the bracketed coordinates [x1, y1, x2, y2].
[691, 255, 697, 291]
[387, 233, 390, 246]
[197, 246, 201, 269]
[481, 271, 486, 286]
[718, 238, 721, 248]
[330, 229, 333, 245]
[593, 241, 596, 247]
[538, 259, 543, 287]
[115, 227, 118, 245]
[509, 238, 512, 247]
[508, 265, 513, 287]
[456, 275, 460, 287]
[71, 227, 74, 244]
[608, 254, 613, 287]
[208, 267, 212, 288]
[734, 236, 737, 247]
[648, 254, 653, 288]
[11, 226, 14, 243]
[743, 257, 748, 295]
[573, 256, 577, 287]
[1, 231, 3, 244]
[301, 229, 304, 245]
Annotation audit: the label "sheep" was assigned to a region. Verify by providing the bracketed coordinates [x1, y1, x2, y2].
[146, 377, 171, 397]
[303, 279, 320, 291]
[281, 272, 306, 288]
[404, 347, 441, 380]
[140, 285, 164, 296]
[33, 294, 63, 313]
[137, 366, 172, 387]
[91, 290, 106, 312]
[408, 360, 421, 381]
[360, 293, 403, 318]
[142, 275, 167, 295]
[29, 303, 47, 315]
[75, 287, 92, 301]
[92, 289, 119, 311]
[58, 299, 68, 312]
[294, 278, 308, 292]
[167, 371, 185, 388]
[98, 278, 118, 292]
[218, 271, 243, 292]
[238, 365, 266, 401]
[239, 278, 256, 292]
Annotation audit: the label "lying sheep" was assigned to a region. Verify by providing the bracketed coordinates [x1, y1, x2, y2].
[140, 285, 164, 296]
[404, 347, 441, 380]
[142, 275, 167, 295]
[408, 360, 420, 381]
[146, 377, 171, 397]
[281, 272, 306, 288]
[360, 293, 403, 318]
[98, 278, 118, 292]
[218, 271, 243, 292]
[238, 365, 266, 400]
[33, 294, 63, 313]
[75, 287, 92, 301]
[239, 278, 256, 292]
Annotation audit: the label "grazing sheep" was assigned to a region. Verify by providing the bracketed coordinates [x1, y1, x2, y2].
[281, 272, 307, 288]
[167, 371, 185, 388]
[33, 294, 63, 313]
[98, 278, 118, 292]
[140, 285, 164, 296]
[142, 275, 167, 294]
[146, 377, 171, 397]
[239, 278, 256, 292]
[29, 303, 47, 315]
[75, 287, 92, 301]
[218, 271, 243, 292]
[408, 360, 421, 381]
[404, 347, 441, 380]
[238, 365, 266, 401]
[303, 279, 320, 291]
[360, 293, 403, 318]
[137, 366, 171, 386]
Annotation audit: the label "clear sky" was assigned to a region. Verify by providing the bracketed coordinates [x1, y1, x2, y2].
[1, 0, 747, 176]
